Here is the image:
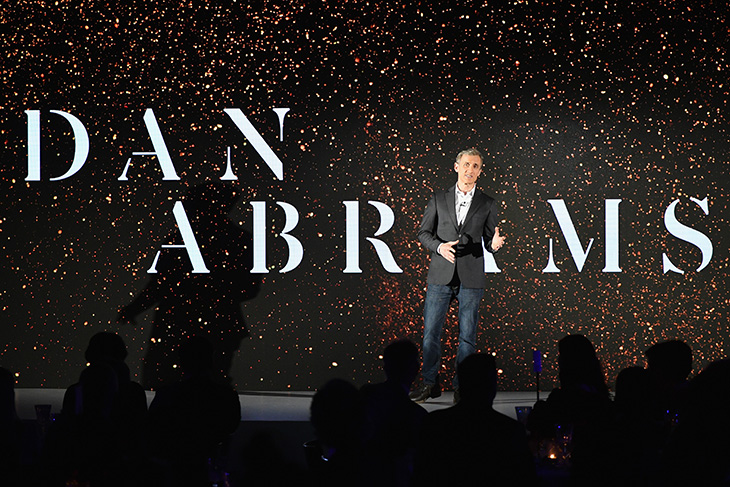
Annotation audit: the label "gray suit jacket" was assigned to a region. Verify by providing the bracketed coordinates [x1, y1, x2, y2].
[418, 185, 499, 288]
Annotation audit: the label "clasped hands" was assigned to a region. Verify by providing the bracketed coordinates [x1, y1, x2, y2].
[439, 227, 505, 264]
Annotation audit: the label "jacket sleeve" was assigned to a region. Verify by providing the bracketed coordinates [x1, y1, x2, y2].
[483, 198, 500, 253]
[417, 195, 442, 254]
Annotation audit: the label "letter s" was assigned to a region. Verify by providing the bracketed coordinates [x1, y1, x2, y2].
[662, 197, 713, 274]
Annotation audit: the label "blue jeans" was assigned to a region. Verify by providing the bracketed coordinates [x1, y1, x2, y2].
[422, 283, 484, 388]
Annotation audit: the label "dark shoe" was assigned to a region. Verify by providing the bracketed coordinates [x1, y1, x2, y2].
[409, 382, 442, 403]
[453, 388, 460, 404]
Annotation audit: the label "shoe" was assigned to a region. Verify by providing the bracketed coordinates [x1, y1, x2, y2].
[409, 382, 442, 403]
[453, 388, 460, 404]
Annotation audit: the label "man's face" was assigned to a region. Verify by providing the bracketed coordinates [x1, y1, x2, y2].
[454, 154, 483, 188]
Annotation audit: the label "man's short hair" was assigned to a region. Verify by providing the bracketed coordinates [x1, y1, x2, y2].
[455, 148, 484, 164]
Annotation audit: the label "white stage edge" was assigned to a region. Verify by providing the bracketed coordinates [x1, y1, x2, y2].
[15, 388, 547, 422]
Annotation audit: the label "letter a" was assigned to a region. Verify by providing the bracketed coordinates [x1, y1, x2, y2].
[119, 109, 180, 181]
[147, 201, 210, 274]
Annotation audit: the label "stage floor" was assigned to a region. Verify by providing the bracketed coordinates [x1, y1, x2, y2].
[15, 388, 546, 421]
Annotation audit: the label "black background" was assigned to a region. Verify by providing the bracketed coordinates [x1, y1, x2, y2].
[2, 1, 728, 391]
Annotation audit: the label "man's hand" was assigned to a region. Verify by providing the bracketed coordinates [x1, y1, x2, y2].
[491, 226, 506, 251]
[438, 240, 459, 264]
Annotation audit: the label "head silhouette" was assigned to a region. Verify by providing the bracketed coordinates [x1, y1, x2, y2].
[85, 331, 128, 365]
[558, 334, 608, 396]
[456, 353, 498, 404]
[645, 339, 692, 385]
[382, 339, 420, 388]
[310, 378, 365, 452]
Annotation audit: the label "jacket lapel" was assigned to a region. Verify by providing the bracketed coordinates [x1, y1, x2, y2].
[444, 185, 458, 228]
[462, 188, 485, 227]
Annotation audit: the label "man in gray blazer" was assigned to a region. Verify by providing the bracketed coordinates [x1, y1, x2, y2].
[410, 148, 505, 403]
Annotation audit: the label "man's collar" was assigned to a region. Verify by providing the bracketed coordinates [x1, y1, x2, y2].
[455, 184, 477, 197]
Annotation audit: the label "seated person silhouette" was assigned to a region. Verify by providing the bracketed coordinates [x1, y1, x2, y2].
[645, 339, 692, 428]
[42, 363, 128, 487]
[360, 339, 428, 487]
[413, 353, 536, 487]
[309, 378, 369, 487]
[146, 335, 241, 487]
[527, 334, 616, 486]
[659, 358, 730, 487]
[62, 332, 147, 443]
[0, 367, 23, 487]
[612, 366, 662, 486]
[43, 332, 147, 486]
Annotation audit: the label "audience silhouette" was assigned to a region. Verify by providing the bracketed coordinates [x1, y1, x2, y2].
[309, 378, 370, 487]
[117, 182, 260, 390]
[645, 339, 693, 430]
[146, 335, 241, 487]
[360, 339, 428, 487]
[43, 362, 131, 486]
[413, 353, 536, 487]
[0, 367, 23, 487]
[41, 332, 147, 487]
[527, 334, 616, 487]
[658, 358, 730, 487]
[62, 332, 148, 451]
[7, 329, 729, 487]
[612, 365, 660, 486]
[234, 429, 313, 487]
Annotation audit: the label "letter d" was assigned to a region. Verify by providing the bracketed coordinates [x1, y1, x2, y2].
[26, 110, 90, 181]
